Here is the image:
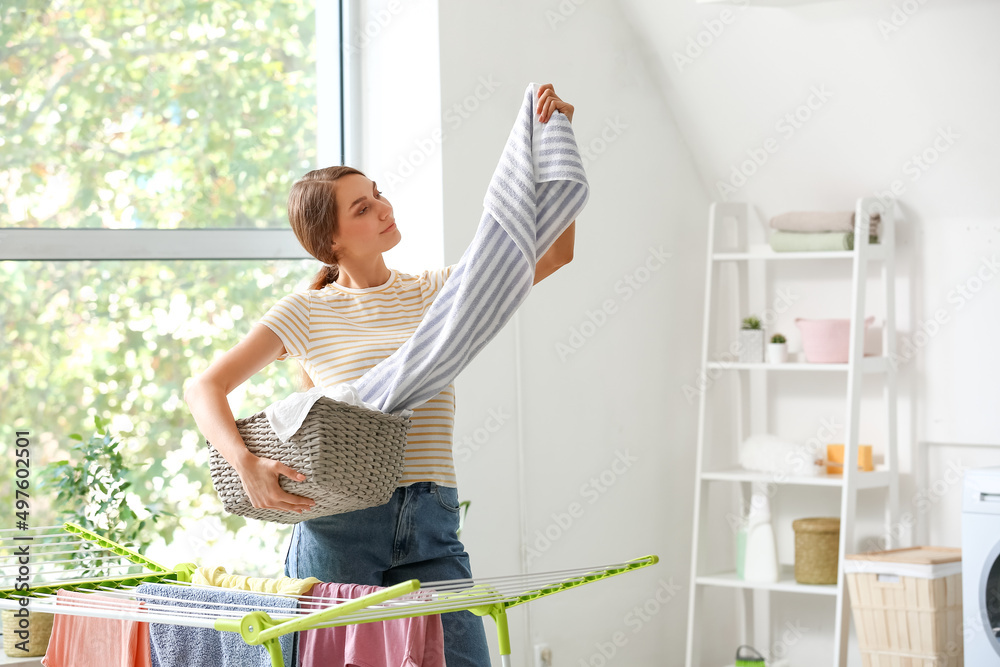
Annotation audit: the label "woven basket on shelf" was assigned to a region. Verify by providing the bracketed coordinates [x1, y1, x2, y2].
[2, 609, 54, 657]
[208, 397, 411, 524]
[793, 517, 840, 585]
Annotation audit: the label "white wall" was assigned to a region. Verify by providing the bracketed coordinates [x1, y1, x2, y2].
[617, 0, 1000, 455]
[618, 0, 1000, 502]
[358, 0, 445, 273]
[438, 1, 709, 665]
[613, 0, 999, 664]
[435, 1, 999, 665]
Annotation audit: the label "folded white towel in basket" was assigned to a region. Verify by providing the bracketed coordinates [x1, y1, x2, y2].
[265, 82, 589, 439]
[264, 385, 390, 443]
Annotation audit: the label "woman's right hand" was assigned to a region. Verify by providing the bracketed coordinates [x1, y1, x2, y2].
[236, 454, 317, 513]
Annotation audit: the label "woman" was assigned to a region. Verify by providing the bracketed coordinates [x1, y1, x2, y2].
[185, 83, 576, 665]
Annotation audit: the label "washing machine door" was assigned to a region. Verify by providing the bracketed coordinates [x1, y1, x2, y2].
[987, 540, 1000, 658]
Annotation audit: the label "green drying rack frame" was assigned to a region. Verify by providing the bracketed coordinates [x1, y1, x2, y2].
[220, 553, 660, 667]
[0, 522, 196, 599]
[1, 523, 658, 666]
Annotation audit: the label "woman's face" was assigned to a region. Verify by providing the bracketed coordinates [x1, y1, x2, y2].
[332, 174, 402, 259]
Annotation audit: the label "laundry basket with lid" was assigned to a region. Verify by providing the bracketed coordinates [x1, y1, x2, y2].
[844, 546, 963, 667]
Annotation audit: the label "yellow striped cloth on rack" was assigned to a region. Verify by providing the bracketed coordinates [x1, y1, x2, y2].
[192, 566, 319, 597]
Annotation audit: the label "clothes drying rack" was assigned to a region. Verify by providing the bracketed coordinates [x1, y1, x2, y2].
[1, 523, 658, 666]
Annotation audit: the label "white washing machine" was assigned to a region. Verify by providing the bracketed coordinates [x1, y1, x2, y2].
[964, 466, 1000, 664]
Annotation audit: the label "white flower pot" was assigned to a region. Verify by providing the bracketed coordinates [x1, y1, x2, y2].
[739, 330, 764, 363]
[767, 343, 788, 364]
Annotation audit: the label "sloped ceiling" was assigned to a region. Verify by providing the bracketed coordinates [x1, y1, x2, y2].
[615, 0, 1000, 219]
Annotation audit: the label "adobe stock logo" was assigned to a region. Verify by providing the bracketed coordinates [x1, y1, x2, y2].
[343, 0, 405, 54]
[877, 0, 931, 39]
[715, 86, 833, 201]
[454, 406, 512, 464]
[380, 75, 502, 188]
[672, 0, 752, 73]
[555, 246, 671, 362]
[580, 116, 629, 169]
[525, 449, 638, 565]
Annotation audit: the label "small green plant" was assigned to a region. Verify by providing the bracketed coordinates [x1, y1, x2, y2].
[771, 333, 787, 344]
[741, 316, 762, 330]
[40, 415, 170, 572]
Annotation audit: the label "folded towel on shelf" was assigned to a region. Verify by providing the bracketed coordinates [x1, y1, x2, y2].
[769, 230, 878, 253]
[739, 434, 822, 477]
[769, 210, 880, 237]
[192, 565, 320, 596]
[41, 590, 151, 667]
[134, 583, 296, 667]
[298, 583, 445, 667]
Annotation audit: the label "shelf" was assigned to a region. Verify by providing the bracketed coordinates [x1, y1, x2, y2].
[713, 244, 884, 262]
[705, 357, 889, 374]
[696, 566, 838, 596]
[0, 655, 44, 666]
[687, 198, 898, 667]
[701, 468, 891, 490]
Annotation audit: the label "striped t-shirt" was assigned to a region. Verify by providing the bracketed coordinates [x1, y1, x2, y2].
[259, 268, 458, 488]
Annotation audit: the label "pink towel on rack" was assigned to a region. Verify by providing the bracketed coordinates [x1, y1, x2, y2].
[41, 590, 151, 667]
[298, 583, 445, 667]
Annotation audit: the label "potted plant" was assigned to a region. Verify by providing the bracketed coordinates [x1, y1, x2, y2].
[768, 333, 788, 363]
[739, 316, 764, 363]
[40, 415, 171, 572]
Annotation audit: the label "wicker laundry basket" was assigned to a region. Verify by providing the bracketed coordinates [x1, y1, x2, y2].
[208, 397, 411, 524]
[2, 608, 54, 657]
[845, 547, 963, 667]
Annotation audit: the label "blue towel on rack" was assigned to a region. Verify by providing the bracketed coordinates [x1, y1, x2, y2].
[353, 82, 590, 413]
[134, 583, 295, 667]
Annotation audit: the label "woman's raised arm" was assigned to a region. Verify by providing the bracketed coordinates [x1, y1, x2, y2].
[534, 221, 575, 285]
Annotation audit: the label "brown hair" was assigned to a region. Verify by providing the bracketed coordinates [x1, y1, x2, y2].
[287, 166, 366, 389]
[286, 165, 366, 290]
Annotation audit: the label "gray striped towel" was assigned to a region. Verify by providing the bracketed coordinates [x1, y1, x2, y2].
[352, 82, 590, 414]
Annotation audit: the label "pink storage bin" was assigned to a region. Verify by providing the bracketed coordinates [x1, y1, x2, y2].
[795, 316, 875, 363]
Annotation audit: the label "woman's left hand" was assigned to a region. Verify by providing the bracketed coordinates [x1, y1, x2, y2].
[536, 83, 574, 124]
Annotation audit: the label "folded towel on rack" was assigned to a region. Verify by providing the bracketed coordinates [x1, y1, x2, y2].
[134, 583, 295, 667]
[769, 230, 878, 253]
[193, 565, 320, 596]
[298, 583, 445, 667]
[769, 210, 880, 237]
[41, 590, 151, 667]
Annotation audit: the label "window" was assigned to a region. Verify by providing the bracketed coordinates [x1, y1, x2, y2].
[1, 0, 351, 571]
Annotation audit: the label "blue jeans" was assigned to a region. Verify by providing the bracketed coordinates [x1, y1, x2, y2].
[284, 482, 492, 666]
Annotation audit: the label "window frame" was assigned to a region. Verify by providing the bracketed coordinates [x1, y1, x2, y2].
[0, 0, 360, 262]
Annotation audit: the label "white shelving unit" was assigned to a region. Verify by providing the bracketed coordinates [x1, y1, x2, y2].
[0, 654, 43, 666]
[683, 197, 899, 667]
